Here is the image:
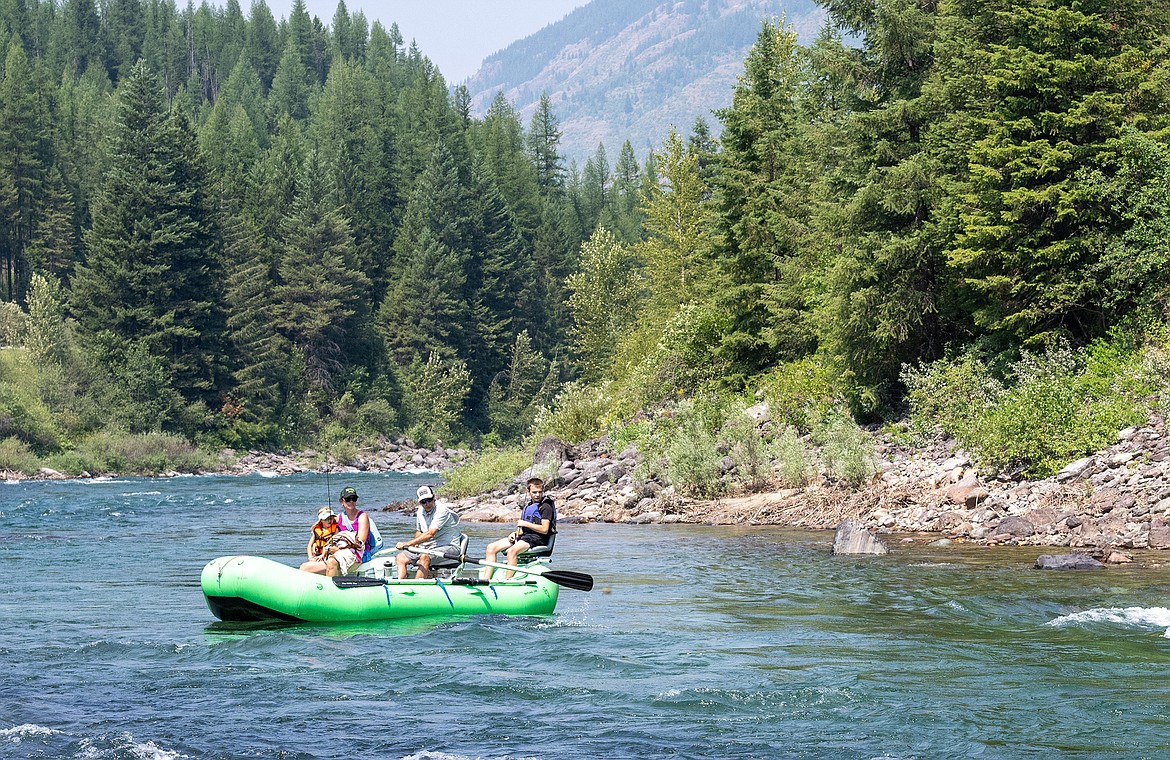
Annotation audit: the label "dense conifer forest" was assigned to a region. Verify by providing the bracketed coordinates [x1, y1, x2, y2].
[1, 0, 1169, 482]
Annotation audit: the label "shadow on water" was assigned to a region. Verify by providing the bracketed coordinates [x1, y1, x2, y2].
[203, 611, 557, 642]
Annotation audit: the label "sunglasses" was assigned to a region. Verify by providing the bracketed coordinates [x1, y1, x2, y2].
[420, 498, 434, 504]
[342, 496, 358, 502]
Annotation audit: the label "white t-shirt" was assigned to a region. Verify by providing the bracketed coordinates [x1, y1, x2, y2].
[415, 502, 461, 547]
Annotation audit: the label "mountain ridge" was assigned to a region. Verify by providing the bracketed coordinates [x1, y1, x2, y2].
[465, 0, 826, 163]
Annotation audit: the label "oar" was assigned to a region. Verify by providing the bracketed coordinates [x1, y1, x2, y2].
[419, 546, 594, 592]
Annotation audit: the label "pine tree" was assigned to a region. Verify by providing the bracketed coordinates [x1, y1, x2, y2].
[272, 152, 370, 396]
[222, 210, 295, 428]
[244, 0, 280, 92]
[0, 40, 52, 302]
[944, 0, 1170, 345]
[608, 140, 643, 243]
[472, 91, 541, 237]
[59, 0, 103, 78]
[315, 56, 396, 298]
[712, 18, 817, 378]
[24, 165, 76, 284]
[565, 227, 642, 380]
[527, 92, 565, 196]
[377, 139, 476, 369]
[101, 0, 145, 84]
[579, 142, 610, 233]
[638, 129, 717, 318]
[268, 38, 313, 123]
[814, 0, 951, 406]
[71, 61, 226, 409]
[469, 161, 535, 377]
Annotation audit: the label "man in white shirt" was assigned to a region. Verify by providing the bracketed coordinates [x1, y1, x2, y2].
[393, 485, 462, 579]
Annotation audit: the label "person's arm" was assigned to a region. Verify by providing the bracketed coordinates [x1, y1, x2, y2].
[518, 517, 551, 535]
[398, 519, 439, 548]
[357, 512, 370, 547]
[517, 508, 551, 535]
[306, 534, 317, 559]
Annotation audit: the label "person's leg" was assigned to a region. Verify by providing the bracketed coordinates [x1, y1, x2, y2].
[504, 540, 532, 579]
[395, 551, 410, 580]
[482, 537, 511, 580]
[325, 556, 340, 577]
[415, 554, 432, 579]
[299, 559, 327, 574]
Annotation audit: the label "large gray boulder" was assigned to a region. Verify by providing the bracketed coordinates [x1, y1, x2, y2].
[1034, 554, 1105, 570]
[832, 519, 890, 555]
[533, 435, 571, 467]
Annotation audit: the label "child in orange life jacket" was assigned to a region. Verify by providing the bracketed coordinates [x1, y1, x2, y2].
[299, 506, 339, 574]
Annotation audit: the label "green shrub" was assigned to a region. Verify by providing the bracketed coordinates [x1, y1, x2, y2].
[663, 413, 723, 498]
[0, 436, 41, 474]
[772, 425, 812, 487]
[759, 355, 844, 432]
[902, 345, 1004, 440]
[722, 409, 770, 489]
[329, 439, 359, 466]
[813, 409, 877, 487]
[356, 398, 398, 437]
[0, 301, 26, 347]
[47, 431, 215, 475]
[607, 418, 652, 456]
[904, 335, 1159, 477]
[441, 445, 531, 498]
[399, 353, 471, 445]
[533, 382, 612, 444]
[969, 343, 1145, 476]
[0, 349, 63, 451]
[618, 303, 730, 407]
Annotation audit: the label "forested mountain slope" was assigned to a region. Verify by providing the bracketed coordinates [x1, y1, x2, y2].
[464, 0, 825, 162]
[1, 0, 1169, 491]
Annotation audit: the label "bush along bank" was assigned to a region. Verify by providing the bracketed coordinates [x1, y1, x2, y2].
[444, 414, 1170, 552]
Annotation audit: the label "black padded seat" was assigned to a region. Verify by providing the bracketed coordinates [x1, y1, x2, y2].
[417, 533, 469, 574]
[518, 530, 555, 560]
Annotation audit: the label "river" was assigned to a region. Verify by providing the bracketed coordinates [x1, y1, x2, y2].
[2, 471, 1170, 759]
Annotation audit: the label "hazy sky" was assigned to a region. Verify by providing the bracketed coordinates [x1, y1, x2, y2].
[263, 0, 591, 82]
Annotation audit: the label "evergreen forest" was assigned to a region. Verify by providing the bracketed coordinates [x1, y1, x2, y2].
[2, 0, 1170, 482]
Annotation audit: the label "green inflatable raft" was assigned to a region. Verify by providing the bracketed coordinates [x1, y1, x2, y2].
[201, 555, 560, 623]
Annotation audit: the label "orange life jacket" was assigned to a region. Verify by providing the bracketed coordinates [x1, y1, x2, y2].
[310, 520, 338, 557]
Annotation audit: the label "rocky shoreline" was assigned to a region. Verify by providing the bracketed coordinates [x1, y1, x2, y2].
[8, 416, 1170, 554]
[447, 413, 1170, 554]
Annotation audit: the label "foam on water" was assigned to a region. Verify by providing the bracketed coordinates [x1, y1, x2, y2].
[1048, 606, 1170, 636]
[2, 723, 62, 740]
[78, 733, 184, 760]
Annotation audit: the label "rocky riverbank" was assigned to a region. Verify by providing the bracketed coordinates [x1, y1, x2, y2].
[446, 413, 1170, 552]
[2, 437, 470, 481]
[9, 414, 1169, 553]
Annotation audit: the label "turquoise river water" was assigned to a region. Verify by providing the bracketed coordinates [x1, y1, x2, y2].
[2, 471, 1170, 759]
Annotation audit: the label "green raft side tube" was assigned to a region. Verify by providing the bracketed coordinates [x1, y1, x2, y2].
[201, 555, 559, 623]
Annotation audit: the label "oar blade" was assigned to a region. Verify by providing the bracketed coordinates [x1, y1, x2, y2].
[542, 569, 594, 592]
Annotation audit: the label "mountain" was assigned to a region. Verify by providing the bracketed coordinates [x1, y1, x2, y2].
[464, 0, 826, 164]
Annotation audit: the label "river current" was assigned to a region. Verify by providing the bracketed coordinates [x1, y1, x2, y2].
[2, 471, 1169, 759]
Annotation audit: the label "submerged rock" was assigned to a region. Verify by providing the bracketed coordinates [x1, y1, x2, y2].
[832, 519, 889, 555]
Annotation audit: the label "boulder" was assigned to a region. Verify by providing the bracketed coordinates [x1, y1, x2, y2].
[1057, 457, 1095, 481]
[995, 515, 1036, 537]
[832, 519, 889, 555]
[1148, 517, 1170, 549]
[1034, 554, 1105, 570]
[533, 435, 572, 468]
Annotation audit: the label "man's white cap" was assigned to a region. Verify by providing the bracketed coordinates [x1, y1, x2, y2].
[417, 485, 435, 501]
